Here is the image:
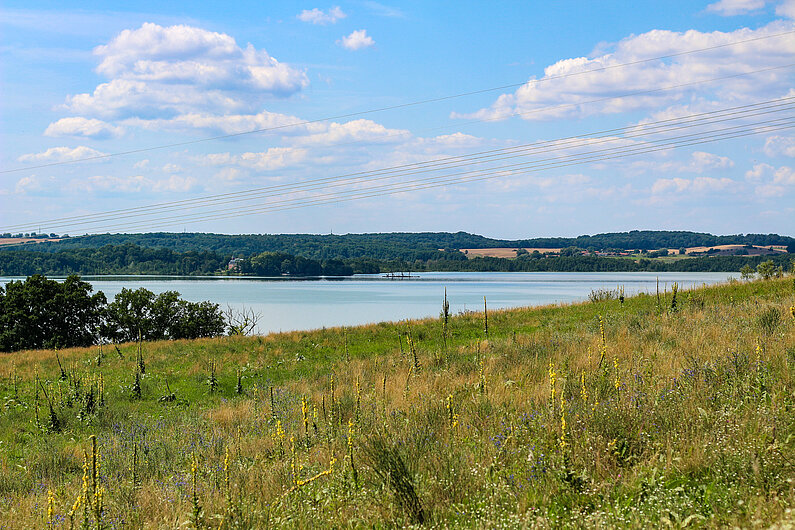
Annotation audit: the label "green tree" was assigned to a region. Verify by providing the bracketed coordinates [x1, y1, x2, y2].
[102, 288, 225, 342]
[102, 287, 158, 342]
[756, 260, 777, 280]
[740, 264, 754, 280]
[170, 300, 226, 339]
[0, 275, 105, 351]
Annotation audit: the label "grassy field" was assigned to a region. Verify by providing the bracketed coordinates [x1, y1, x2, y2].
[1, 277, 794, 528]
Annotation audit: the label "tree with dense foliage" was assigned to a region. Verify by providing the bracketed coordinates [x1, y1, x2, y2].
[756, 260, 778, 280]
[0, 277, 226, 352]
[101, 288, 225, 342]
[0, 275, 106, 351]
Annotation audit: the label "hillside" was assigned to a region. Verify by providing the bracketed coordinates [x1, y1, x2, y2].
[0, 276, 794, 527]
[8, 230, 795, 260]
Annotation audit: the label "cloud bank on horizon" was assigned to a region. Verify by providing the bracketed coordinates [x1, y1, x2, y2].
[1, 1, 794, 238]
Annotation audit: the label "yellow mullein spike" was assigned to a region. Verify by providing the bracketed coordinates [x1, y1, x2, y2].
[47, 488, 54, 523]
[599, 316, 607, 368]
[301, 396, 309, 436]
[559, 396, 568, 449]
[613, 358, 621, 390]
[580, 371, 588, 403]
[224, 446, 231, 493]
[548, 361, 556, 404]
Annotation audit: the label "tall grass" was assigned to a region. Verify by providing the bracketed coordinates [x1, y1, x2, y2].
[0, 277, 793, 527]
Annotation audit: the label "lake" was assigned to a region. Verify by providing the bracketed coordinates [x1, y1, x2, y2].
[0, 272, 734, 334]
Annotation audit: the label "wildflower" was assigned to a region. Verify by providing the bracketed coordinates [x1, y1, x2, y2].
[580, 371, 588, 403]
[599, 316, 607, 368]
[47, 488, 54, 524]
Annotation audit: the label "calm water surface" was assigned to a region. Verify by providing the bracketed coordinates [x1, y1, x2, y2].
[0, 272, 734, 334]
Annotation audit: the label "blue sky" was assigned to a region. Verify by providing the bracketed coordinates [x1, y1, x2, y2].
[1, 0, 794, 238]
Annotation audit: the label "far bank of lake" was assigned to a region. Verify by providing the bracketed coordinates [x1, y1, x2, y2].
[0, 272, 734, 334]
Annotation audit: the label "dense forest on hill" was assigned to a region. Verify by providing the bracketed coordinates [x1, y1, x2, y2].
[0, 242, 792, 276]
[0, 245, 356, 277]
[9, 230, 795, 260]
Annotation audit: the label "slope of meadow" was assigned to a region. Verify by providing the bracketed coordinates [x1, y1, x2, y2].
[0, 277, 794, 528]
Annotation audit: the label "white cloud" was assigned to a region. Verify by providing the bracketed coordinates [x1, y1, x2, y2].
[18, 146, 106, 163]
[744, 162, 795, 195]
[689, 151, 734, 171]
[44, 117, 124, 139]
[61, 23, 308, 119]
[361, 1, 404, 18]
[124, 110, 306, 135]
[69, 174, 197, 194]
[455, 22, 795, 122]
[214, 167, 241, 181]
[745, 162, 774, 180]
[706, 0, 767, 16]
[297, 7, 346, 25]
[204, 147, 308, 171]
[776, 0, 795, 18]
[764, 135, 795, 156]
[773, 164, 795, 184]
[289, 119, 409, 146]
[338, 29, 375, 50]
[15, 175, 43, 194]
[651, 176, 735, 194]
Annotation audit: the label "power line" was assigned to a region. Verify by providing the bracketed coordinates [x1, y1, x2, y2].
[2, 28, 793, 175]
[4, 94, 793, 233]
[25, 112, 794, 233]
[86, 120, 795, 233]
[7, 101, 794, 232]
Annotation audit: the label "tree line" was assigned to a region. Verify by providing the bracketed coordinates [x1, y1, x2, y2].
[14, 230, 795, 259]
[0, 241, 793, 278]
[0, 275, 226, 352]
[0, 245, 356, 277]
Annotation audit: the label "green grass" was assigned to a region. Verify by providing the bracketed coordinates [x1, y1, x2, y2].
[0, 277, 794, 528]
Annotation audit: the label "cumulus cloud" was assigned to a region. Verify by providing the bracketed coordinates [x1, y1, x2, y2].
[706, 0, 767, 16]
[651, 176, 735, 194]
[204, 147, 308, 171]
[776, 0, 795, 18]
[689, 151, 734, 171]
[18, 146, 106, 163]
[764, 135, 795, 156]
[454, 22, 795, 122]
[44, 117, 124, 139]
[338, 29, 375, 50]
[746, 162, 775, 180]
[123, 109, 306, 135]
[70, 174, 197, 194]
[744, 162, 794, 196]
[297, 6, 346, 24]
[61, 23, 307, 119]
[289, 119, 409, 146]
[15, 175, 43, 194]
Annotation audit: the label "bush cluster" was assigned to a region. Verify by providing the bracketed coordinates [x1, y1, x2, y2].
[0, 275, 225, 352]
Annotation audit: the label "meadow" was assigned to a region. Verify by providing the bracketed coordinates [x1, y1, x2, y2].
[0, 276, 794, 528]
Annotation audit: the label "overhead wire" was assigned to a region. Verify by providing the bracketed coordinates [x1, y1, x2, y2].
[4, 92, 794, 233]
[88, 120, 795, 232]
[30, 109, 795, 233]
[8, 102, 795, 232]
